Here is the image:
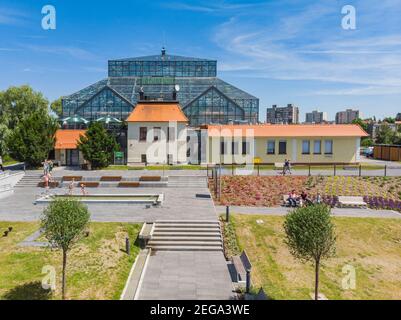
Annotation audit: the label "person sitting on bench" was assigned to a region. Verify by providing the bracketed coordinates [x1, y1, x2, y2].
[300, 190, 313, 206]
[287, 190, 298, 207]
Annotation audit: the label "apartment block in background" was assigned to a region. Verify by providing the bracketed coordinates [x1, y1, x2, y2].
[266, 104, 299, 124]
[335, 109, 360, 124]
[305, 110, 328, 123]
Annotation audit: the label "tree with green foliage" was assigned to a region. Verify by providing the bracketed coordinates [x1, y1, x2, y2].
[0, 85, 50, 157]
[0, 85, 49, 129]
[361, 138, 373, 147]
[351, 118, 368, 132]
[6, 109, 59, 167]
[351, 118, 372, 146]
[283, 204, 336, 300]
[50, 97, 63, 117]
[375, 124, 397, 145]
[77, 122, 119, 169]
[41, 198, 90, 300]
[382, 117, 396, 124]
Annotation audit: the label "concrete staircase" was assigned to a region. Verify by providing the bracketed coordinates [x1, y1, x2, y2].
[168, 175, 207, 188]
[15, 172, 42, 188]
[147, 220, 223, 251]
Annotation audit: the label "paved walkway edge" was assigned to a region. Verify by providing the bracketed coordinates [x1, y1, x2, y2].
[133, 248, 152, 300]
[120, 248, 150, 300]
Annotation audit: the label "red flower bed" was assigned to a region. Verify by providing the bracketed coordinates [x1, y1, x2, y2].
[214, 176, 309, 207]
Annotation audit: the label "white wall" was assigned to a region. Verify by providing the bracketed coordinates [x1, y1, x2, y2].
[127, 122, 188, 164]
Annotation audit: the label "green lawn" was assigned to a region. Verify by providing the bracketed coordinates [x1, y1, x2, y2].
[0, 221, 141, 300]
[223, 214, 401, 300]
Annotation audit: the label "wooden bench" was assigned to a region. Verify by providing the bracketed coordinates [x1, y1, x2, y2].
[62, 176, 83, 182]
[232, 251, 252, 283]
[79, 182, 99, 188]
[118, 182, 140, 188]
[139, 176, 161, 182]
[100, 176, 122, 181]
[338, 196, 367, 209]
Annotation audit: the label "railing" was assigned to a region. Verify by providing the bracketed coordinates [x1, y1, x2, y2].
[206, 163, 401, 177]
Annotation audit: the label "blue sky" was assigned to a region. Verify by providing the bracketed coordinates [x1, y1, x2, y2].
[0, 0, 400, 121]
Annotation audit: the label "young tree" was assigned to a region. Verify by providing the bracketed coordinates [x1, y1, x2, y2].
[77, 122, 119, 169]
[283, 204, 336, 300]
[6, 109, 59, 167]
[41, 198, 90, 300]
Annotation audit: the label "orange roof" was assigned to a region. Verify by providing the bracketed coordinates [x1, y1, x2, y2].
[126, 103, 188, 122]
[207, 124, 369, 137]
[54, 129, 86, 150]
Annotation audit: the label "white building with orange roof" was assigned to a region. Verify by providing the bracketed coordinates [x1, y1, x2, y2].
[126, 101, 189, 165]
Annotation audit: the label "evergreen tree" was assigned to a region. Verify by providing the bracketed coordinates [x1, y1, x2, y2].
[77, 122, 119, 169]
[7, 109, 58, 167]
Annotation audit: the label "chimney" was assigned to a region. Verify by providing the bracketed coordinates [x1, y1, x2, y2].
[139, 86, 144, 100]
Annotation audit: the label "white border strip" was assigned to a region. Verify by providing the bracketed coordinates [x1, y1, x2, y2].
[134, 248, 152, 300]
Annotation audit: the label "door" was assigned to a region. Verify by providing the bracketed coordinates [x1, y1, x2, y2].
[66, 149, 79, 166]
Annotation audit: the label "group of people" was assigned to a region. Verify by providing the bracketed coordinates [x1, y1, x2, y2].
[42, 159, 55, 190]
[287, 190, 322, 207]
[67, 178, 88, 196]
[282, 159, 292, 175]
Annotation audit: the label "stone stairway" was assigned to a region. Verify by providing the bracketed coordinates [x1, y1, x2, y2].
[167, 175, 207, 188]
[14, 172, 42, 188]
[147, 220, 223, 251]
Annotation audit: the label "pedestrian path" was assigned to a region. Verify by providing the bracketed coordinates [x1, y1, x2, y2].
[215, 205, 401, 219]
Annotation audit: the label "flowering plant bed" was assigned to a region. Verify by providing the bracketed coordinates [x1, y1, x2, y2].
[211, 176, 401, 212]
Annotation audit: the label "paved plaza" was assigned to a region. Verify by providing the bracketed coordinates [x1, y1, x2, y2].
[137, 251, 235, 300]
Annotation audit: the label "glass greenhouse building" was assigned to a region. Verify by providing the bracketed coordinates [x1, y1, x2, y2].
[62, 49, 259, 126]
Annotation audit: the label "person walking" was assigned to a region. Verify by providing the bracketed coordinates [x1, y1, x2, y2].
[0, 155, 4, 172]
[43, 159, 49, 175]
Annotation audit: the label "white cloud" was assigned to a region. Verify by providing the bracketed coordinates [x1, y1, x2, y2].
[0, 7, 29, 26]
[213, 1, 401, 96]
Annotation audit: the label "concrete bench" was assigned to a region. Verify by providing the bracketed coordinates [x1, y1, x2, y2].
[274, 162, 284, 169]
[232, 251, 252, 284]
[338, 196, 367, 209]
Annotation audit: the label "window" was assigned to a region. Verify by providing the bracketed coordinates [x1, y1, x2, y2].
[302, 140, 310, 154]
[314, 140, 322, 154]
[153, 127, 161, 142]
[325, 140, 333, 154]
[141, 154, 147, 163]
[220, 141, 225, 155]
[278, 141, 287, 155]
[267, 140, 275, 154]
[242, 141, 249, 155]
[139, 127, 147, 142]
[186, 148, 191, 157]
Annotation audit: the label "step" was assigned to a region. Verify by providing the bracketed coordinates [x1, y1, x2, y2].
[148, 241, 222, 246]
[151, 236, 222, 241]
[156, 220, 219, 224]
[153, 228, 220, 233]
[151, 232, 221, 237]
[155, 223, 220, 228]
[149, 245, 223, 251]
